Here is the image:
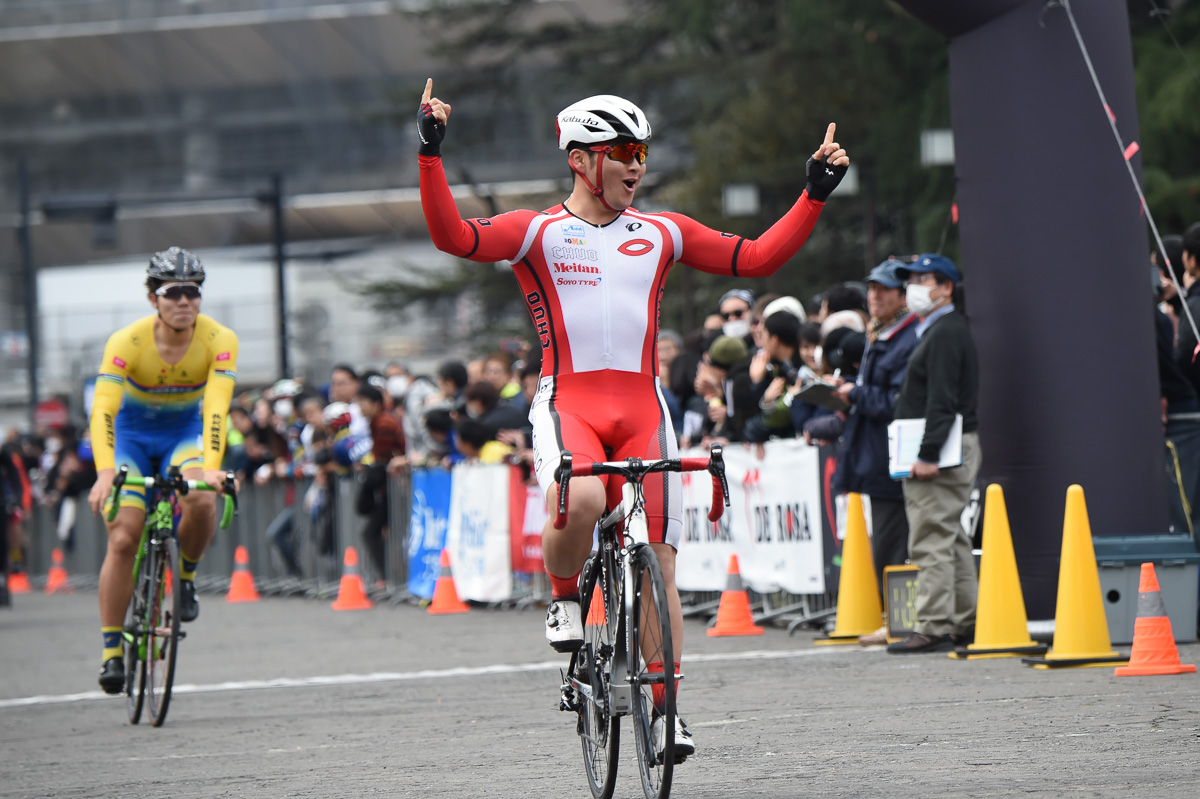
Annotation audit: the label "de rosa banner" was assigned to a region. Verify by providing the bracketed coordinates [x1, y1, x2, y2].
[446, 463, 513, 603]
[676, 440, 825, 595]
[407, 468, 452, 599]
[508, 467, 546, 574]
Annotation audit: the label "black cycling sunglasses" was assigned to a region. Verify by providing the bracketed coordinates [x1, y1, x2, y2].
[155, 282, 202, 301]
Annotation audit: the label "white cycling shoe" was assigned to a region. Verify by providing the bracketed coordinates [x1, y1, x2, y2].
[652, 714, 695, 763]
[545, 599, 584, 652]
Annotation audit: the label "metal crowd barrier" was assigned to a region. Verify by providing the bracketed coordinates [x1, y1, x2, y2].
[18, 470, 833, 630]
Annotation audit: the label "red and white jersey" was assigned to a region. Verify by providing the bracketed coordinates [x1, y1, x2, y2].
[419, 155, 826, 379]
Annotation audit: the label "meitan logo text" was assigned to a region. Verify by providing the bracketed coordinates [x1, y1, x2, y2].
[553, 262, 600, 275]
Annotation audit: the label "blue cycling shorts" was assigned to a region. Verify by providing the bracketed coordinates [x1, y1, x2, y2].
[111, 415, 204, 512]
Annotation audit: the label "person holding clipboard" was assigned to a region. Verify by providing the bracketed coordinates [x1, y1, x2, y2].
[886, 254, 982, 654]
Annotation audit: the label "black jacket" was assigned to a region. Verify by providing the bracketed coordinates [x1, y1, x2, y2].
[834, 313, 920, 498]
[894, 308, 979, 463]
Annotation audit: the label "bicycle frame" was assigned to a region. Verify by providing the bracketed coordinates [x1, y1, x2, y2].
[124, 489, 179, 658]
[590, 483, 650, 718]
[560, 446, 729, 717]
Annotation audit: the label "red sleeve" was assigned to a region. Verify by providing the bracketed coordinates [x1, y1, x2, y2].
[419, 155, 537, 262]
[661, 191, 825, 278]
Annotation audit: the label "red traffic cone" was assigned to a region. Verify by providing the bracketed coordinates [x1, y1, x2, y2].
[707, 555, 764, 637]
[1115, 563, 1197, 677]
[331, 547, 374, 610]
[226, 545, 261, 603]
[428, 549, 470, 615]
[44, 548, 72, 594]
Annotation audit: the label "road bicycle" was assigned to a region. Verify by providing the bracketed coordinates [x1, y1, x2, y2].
[556, 444, 728, 799]
[107, 464, 237, 726]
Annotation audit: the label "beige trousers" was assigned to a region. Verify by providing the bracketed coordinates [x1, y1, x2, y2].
[902, 432, 982, 637]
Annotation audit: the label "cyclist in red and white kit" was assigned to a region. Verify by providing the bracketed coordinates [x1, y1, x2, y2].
[417, 79, 849, 760]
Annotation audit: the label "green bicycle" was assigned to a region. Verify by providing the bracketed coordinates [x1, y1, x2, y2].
[107, 464, 236, 726]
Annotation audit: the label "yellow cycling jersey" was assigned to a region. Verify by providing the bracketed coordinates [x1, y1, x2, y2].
[89, 313, 239, 471]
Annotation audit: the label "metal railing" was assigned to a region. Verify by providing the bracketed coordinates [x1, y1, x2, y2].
[15, 469, 833, 630]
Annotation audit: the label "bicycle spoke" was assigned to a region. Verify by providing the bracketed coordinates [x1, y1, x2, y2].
[571, 553, 619, 799]
[628, 546, 675, 799]
[124, 567, 147, 724]
[147, 536, 181, 727]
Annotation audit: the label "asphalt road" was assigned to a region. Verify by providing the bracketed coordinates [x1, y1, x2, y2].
[2, 591, 1198, 799]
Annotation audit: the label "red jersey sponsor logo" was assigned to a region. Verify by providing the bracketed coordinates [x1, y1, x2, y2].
[617, 239, 655, 256]
[216, 351, 232, 362]
[552, 262, 600, 274]
[112, 356, 127, 368]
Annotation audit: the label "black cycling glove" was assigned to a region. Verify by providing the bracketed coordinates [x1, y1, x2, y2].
[804, 156, 848, 202]
[417, 103, 445, 157]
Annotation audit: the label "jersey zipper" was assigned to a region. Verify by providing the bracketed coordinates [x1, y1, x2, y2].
[598, 224, 613, 367]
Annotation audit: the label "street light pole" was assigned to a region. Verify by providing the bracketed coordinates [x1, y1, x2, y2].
[17, 158, 38, 428]
[268, 174, 290, 379]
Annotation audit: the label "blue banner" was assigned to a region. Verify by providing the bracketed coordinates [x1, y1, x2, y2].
[407, 468, 452, 599]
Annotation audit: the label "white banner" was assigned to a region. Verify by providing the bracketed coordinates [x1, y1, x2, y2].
[446, 463, 513, 602]
[677, 439, 825, 595]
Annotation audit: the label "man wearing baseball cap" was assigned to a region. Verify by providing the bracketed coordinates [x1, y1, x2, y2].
[827, 260, 920, 645]
[887, 254, 981, 654]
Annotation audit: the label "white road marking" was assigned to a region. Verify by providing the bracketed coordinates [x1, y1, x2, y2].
[1, 647, 855, 709]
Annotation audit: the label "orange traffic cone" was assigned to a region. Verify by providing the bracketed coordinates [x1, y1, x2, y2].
[8, 568, 31, 594]
[226, 545, 260, 603]
[331, 547, 375, 610]
[585, 584, 606, 626]
[1114, 563, 1197, 677]
[44, 548, 73, 594]
[707, 554, 764, 637]
[428, 549, 470, 615]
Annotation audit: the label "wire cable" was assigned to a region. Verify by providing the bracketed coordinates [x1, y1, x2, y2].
[1043, 0, 1200, 353]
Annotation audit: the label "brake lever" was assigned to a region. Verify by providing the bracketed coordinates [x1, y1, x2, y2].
[554, 451, 573, 530]
[709, 443, 730, 507]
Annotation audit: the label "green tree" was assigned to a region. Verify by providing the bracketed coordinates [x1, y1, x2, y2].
[373, 0, 1200, 336]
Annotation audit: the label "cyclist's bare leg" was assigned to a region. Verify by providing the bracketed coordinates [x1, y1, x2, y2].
[176, 468, 216, 566]
[98, 508, 146, 628]
[650, 542, 684, 660]
[542, 476, 606, 582]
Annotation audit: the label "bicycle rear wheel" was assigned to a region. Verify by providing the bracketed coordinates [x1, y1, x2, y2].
[570, 552, 620, 799]
[124, 561, 147, 724]
[146, 535, 181, 727]
[628, 545, 675, 799]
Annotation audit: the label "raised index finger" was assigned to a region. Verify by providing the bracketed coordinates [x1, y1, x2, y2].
[421, 78, 432, 105]
[823, 122, 837, 148]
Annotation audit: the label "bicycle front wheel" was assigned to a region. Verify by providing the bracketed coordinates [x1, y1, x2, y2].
[146, 535, 181, 727]
[571, 552, 620, 799]
[628, 545, 675, 799]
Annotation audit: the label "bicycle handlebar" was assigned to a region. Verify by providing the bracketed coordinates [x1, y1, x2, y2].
[105, 465, 239, 528]
[553, 443, 730, 530]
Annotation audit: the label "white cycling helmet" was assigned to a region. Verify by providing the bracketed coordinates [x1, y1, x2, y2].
[556, 95, 652, 150]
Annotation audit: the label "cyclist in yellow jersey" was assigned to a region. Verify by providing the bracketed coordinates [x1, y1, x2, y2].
[87, 247, 238, 694]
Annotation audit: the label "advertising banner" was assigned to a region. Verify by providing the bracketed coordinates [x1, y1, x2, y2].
[447, 463, 513, 602]
[407, 468, 452, 599]
[677, 440, 825, 595]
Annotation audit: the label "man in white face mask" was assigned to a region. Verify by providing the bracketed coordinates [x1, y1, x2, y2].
[718, 289, 756, 342]
[887, 253, 981, 655]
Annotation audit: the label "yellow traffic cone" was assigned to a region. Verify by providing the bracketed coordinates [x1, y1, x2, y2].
[815, 493, 882, 645]
[951, 485, 1046, 659]
[1023, 485, 1128, 669]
